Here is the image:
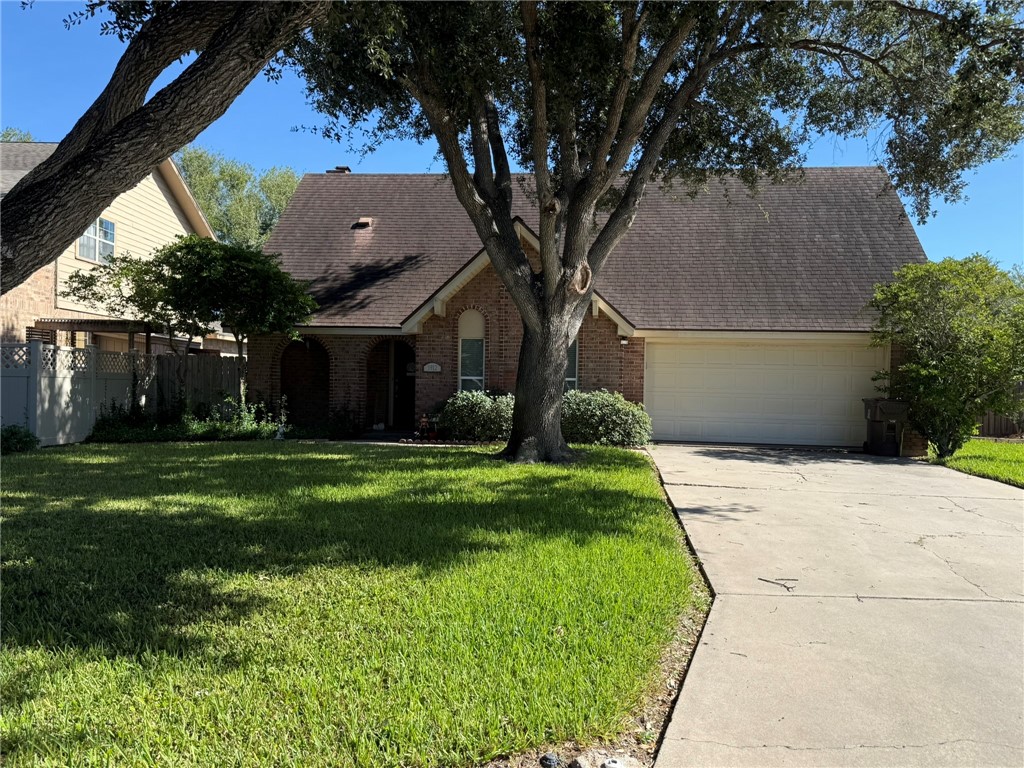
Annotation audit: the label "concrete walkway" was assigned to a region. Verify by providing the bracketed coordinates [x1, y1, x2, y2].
[651, 444, 1024, 768]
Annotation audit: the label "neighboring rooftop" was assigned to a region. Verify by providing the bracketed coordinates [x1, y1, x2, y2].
[264, 168, 930, 332]
[0, 142, 57, 196]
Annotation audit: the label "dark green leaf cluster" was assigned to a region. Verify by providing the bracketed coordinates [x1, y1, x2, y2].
[1, 424, 40, 454]
[62, 235, 317, 347]
[870, 255, 1024, 457]
[290, 1, 1024, 222]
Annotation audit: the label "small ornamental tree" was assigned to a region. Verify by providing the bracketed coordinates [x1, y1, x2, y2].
[63, 243, 214, 399]
[66, 235, 316, 406]
[172, 235, 317, 403]
[870, 255, 1024, 458]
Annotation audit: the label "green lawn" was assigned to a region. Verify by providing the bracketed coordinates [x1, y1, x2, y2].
[0, 443, 703, 767]
[940, 439, 1024, 488]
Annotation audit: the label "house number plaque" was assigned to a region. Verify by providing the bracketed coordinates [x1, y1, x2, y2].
[423, 362, 442, 373]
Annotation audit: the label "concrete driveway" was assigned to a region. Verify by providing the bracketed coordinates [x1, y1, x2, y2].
[651, 444, 1024, 768]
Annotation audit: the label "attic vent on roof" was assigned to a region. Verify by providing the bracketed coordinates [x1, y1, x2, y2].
[327, 165, 351, 174]
[352, 217, 373, 230]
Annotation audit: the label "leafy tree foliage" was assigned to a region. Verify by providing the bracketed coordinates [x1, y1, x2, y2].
[176, 146, 300, 249]
[63, 235, 316, 404]
[177, 236, 317, 402]
[870, 255, 1024, 458]
[0, 127, 33, 142]
[290, 1, 1024, 462]
[1, 0, 328, 294]
[62, 241, 217, 396]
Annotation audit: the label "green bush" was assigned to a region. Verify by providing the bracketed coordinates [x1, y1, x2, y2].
[561, 389, 652, 447]
[1, 424, 40, 454]
[438, 390, 513, 442]
[437, 389, 651, 447]
[328, 406, 364, 439]
[89, 399, 279, 443]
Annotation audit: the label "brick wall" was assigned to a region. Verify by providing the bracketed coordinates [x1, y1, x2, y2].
[414, 264, 642, 417]
[0, 264, 56, 342]
[248, 333, 417, 421]
[248, 263, 644, 425]
[886, 343, 928, 457]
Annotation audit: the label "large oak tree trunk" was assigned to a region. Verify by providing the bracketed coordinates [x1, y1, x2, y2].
[500, 313, 577, 463]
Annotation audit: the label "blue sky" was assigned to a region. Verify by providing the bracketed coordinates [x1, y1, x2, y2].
[2, 1, 1021, 269]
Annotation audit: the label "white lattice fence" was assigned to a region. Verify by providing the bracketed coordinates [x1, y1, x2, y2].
[1, 342, 242, 445]
[2, 343, 157, 445]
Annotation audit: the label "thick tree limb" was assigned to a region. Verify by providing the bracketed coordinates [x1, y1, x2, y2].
[1, 1, 328, 295]
[403, 69, 542, 331]
[520, 0, 560, 301]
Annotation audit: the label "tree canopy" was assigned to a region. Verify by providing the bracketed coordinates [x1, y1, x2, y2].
[63, 235, 316, 402]
[0, 0, 328, 294]
[871, 255, 1024, 458]
[176, 146, 301, 249]
[0, 127, 33, 142]
[290, 0, 1024, 461]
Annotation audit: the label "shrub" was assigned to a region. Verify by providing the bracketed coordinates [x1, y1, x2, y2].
[870, 255, 1024, 457]
[328, 406, 364, 439]
[561, 389, 652, 447]
[438, 390, 513, 442]
[436, 389, 651, 447]
[88, 397, 279, 443]
[1, 424, 39, 454]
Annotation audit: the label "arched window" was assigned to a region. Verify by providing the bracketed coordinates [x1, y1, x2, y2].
[458, 310, 485, 391]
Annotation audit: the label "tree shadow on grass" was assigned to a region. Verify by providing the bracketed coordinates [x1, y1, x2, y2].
[1, 444, 646, 673]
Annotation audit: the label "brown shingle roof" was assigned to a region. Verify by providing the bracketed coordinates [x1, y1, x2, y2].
[0, 142, 57, 196]
[265, 168, 927, 331]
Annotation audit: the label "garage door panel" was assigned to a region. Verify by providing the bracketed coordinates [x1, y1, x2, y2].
[645, 339, 882, 447]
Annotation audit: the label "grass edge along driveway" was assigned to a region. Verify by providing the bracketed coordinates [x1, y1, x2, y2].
[939, 438, 1024, 488]
[1, 442, 704, 767]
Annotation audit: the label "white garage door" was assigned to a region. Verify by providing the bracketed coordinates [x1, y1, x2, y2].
[644, 339, 887, 446]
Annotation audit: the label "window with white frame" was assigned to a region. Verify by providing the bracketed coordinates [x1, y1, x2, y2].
[78, 218, 115, 263]
[564, 338, 579, 391]
[458, 309, 485, 391]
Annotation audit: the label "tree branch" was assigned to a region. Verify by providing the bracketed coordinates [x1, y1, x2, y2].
[521, 0, 560, 301]
[1, 1, 330, 295]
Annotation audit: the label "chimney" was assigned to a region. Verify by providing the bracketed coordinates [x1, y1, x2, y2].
[326, 165, 352, 174]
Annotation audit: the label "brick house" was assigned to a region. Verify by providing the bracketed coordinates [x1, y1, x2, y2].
[0, 142, 234, 353]
[248, 167, 927, 447]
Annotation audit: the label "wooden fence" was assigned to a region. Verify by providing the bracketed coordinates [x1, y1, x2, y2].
[152, 354, 241, 413]
[978, 383, 1023, 438]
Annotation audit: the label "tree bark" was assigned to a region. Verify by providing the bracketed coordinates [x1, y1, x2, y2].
[235, 334, 248, 407]
[500, 311, 581, 463]
[0, 1, 328, 295]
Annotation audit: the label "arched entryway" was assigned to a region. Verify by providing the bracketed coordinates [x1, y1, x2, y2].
[280, 337, 330, 429]
[365, 339, 416, 431]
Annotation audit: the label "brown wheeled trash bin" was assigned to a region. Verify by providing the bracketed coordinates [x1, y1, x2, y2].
[862, 398, 910, 456]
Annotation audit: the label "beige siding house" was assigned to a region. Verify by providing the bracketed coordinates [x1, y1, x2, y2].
[0, 142, 230, 352]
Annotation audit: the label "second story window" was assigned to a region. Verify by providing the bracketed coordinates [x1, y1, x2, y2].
[78, 218, 115, 263]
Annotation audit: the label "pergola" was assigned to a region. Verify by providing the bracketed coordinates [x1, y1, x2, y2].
[33, 318, 156, 353]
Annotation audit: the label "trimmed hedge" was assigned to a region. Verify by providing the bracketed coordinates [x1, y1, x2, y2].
[437, 390, 513, 442]
[562, 389, 652, 447]
[437, 388, 652, 447]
